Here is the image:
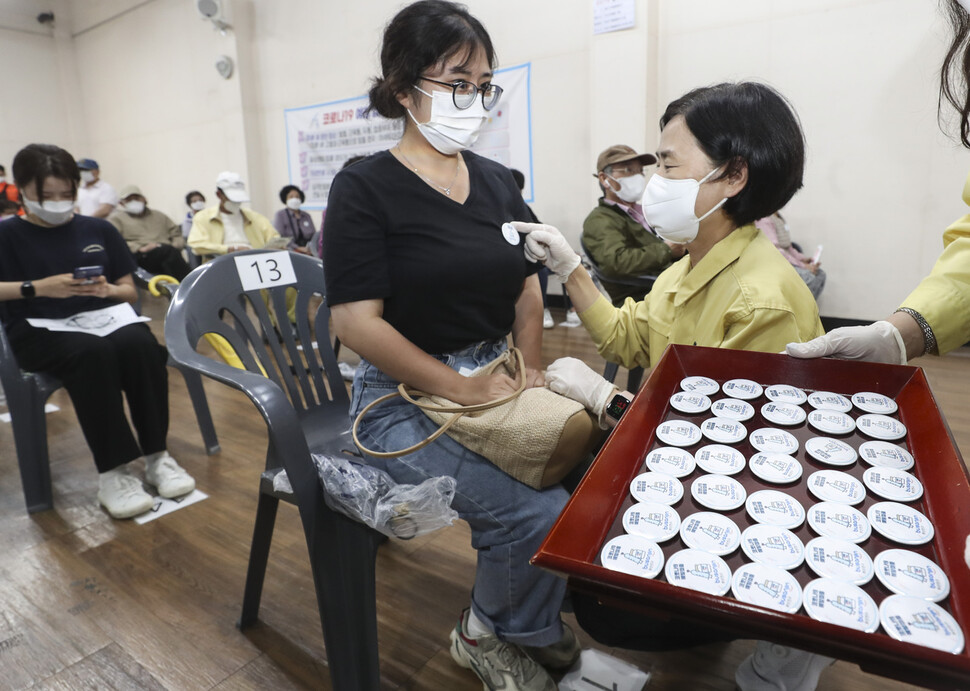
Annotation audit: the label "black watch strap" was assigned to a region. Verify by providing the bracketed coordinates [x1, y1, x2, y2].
[20, 281, 35, 299]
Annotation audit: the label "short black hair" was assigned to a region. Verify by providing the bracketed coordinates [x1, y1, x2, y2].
[368, 0, 495, 119]
[660, 82, 805, 227]
[0, 164, 5, 175]
[510, 168, 525, 191]
[185, 190, 205, 205]
[12, 143, 79, 204]
[279, 185, 305, 204]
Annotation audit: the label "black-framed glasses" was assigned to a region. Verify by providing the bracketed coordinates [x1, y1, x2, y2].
[420, 76, 503, 111]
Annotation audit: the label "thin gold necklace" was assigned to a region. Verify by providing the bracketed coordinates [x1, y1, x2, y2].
[395, 145, 461, 196]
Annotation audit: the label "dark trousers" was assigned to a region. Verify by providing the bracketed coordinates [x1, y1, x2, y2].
[135, 244, 190, 281]
[9, 321, 169, 473]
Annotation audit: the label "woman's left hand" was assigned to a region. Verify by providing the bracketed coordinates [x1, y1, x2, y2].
[523, 366, 545, 389]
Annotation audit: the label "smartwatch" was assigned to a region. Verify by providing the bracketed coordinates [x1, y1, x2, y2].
[20, 281, 35, 299]
[605, 392, 632, 422]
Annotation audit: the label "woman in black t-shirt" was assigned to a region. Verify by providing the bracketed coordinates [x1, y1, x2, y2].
[0, 144, 195, 520]
[323, 3, 575, 689]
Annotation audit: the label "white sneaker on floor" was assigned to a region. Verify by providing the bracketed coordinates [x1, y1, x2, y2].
[561, 309, 581, 327]
[338, 361, 357, 381]
[736, 641, 835, 691]
[449, 609, 557, 690]
[542, 308, 554, 329]
[98, 468, 153, 519]
[145, 452, 196, 499]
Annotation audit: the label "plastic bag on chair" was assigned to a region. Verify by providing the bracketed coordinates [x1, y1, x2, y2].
[311, 453, 459, 539]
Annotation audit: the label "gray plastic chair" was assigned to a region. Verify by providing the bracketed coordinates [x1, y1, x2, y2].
[0, 275, 219, 514]
[164, 249, 383, 691]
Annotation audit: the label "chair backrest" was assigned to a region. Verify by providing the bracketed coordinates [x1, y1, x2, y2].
[580, 237, 658, 290]
[164, 250, 348, 419]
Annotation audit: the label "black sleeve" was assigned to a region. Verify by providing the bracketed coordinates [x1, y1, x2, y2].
[100, 222, 137, 281]
[323, 168, 391, 306]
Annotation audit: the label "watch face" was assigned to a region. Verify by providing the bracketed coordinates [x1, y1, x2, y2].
[21, 281, 34, 298]
[607, 394, 630, 419]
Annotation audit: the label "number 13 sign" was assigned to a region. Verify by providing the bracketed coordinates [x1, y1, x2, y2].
[233, 251, 298, 291]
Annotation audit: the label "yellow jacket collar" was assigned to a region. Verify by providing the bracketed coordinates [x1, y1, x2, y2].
[666, 224, 760, 307]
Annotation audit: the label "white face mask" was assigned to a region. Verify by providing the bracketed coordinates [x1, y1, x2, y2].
[641, 167, 728, 244]
[285, 197, 302, 211]
[190, 200, 206, 212]
[124, 200, 146, 215]
[80, 170, 95, 184]
[0, 176, 6, 184]
[407, 86, 487, 155]
[607, 172, 646, 203]
[23, 197, 75, 226]
[222, 200, 242, 214]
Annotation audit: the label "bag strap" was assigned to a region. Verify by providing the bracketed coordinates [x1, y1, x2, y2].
[351, 347, 528, 458]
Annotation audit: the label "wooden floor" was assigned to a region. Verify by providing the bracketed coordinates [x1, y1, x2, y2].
[1, 299, 967, 691]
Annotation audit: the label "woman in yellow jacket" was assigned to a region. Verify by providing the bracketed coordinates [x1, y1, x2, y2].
[518, 81, 830, 691]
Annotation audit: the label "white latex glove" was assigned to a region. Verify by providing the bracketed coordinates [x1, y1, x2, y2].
[545, 357, 617, 426]
[785, 321, 907, 365]
[509, 221, 582, 281]
[965, 535, 970, 570]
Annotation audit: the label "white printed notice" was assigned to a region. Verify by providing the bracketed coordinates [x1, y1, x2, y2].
[26, 303, 150, 338]
[284, 63, 535, 209]
[234, 250, 297, 291]
[594, 0, 636, 34]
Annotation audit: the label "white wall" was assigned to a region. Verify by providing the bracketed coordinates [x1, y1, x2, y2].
[0, 0, 964, 320]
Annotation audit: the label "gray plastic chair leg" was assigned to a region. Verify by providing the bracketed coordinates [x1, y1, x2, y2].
[10, 386, 54, 513]
[177, 365, 220, 454]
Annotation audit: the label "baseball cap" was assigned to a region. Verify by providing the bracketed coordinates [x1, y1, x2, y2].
[595, 145, 657, 173]
[118, 184, 143, 199]
[76, 158, 99, 170]
[216, 171, 250, 203]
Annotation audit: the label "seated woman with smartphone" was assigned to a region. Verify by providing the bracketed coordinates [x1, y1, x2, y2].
[0, 143, 194, 519]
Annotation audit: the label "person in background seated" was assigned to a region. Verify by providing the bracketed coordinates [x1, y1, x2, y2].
[272, 185, 315, 254]
[517, 82, 832, 691]
[755, 211, 825, 298]
[181, 190, 206, 239]
[75, 158, 117, 219]
[511, 167, 556, 329]
[187, 171, 280, 256]
[0, 143, 194, 519]
[109, 185, 190, 281]
[0, 199, 20, 220]
[583, 144, 684, 305]
[0, 164, 20, 212]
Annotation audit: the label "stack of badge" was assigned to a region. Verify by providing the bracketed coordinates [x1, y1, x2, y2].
[645, 447, 696, 478]
[731, 563, 803, 614]
[868, 502, 935, 545]
[749, 452, 803, 484]
[873, 549, 950, 602]
[857, 414, 907, 441]
[807, 470, 866, 505]
[807, 502, 872, 543]
[745, 490, 805, 529]
[740, 524, 804, 570]
[805, 536, 874, 585]
[630, 472, 684, 505]
[879, 596, 964, 653]
[680, 376, 719, 395]
[807, 409, 856, 435]
[805, 437, 858, 467]
[679, 511, 741, 556]
[803, 578, 880, 632]
[862, 467, 923, 502]
[765, 384, 808, 405]
[851, 391, 898, 415]
[700, 417, 747, 444]
[664, 548, 732, 595]
[722, 378, 763, 400]
[600, 534, 664, 578]
[761, 402, 807, 426]
[695, 445, 746, 475]
[690, 474, 746, 511]
[656, 420, 703, 447]
[859, 441, 914, 470]
[711, 398, 755, 421]
[670, 391, 712, 414]
[807, 391, 853, 413]
[623, 502, 681, 542]
[749, 428, 800, 455]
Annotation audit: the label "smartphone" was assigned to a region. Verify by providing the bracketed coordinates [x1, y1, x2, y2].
[812, 245, 823, 264]
[73, 265, 104, 284]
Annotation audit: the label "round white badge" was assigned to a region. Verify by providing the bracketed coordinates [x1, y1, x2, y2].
[803, 578, 879, 633]
[630, 472, 685, 505]
[699, 417, 747, 444]
[806, 502, 871, 543]
[500, 222, 520, 245]
[679, 511, 741, 556]
[600, 534, 664, 578]
[623, 502, 681, 542]
[749, 452, 803, 484]
[723, 378, 763, 400]
[858, 441, 915, 471]
[680, 376, 719, 395]
[868, 502, 935, 546]
[749, 428, 800, 455]
[644, 447, 696, 478]
[807, 470, 866, 505]
[874, 549, 950, 602]
[745, 490, 805, 529]
[740, 524, 804, 570]
[806, 409, 856, 436]
[669, 391, 712, 414]
[761, 402, 807, 427]
[857, 414, 907, 441]
[805, 536, 874, 585]
[807, 391, 853, 413]
[851, 391, 899, 415]
[694, 444, 746, 475]
[805, 437, 858, 467]
[664, 548, 732, 596]
[732, 563, 803, 614]
[765, 384, 808, 405]
[879, 595, 964, 654]
[690, 473, 747, 511]
[655, 420, 703, 448]
[710, 398, 756, 421]
[862, 467, 923, 502]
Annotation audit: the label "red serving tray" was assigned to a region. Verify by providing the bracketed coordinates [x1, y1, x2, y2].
[533, 344, 970, 690]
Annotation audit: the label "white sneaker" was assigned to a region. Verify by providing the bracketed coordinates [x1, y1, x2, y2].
[736, 641, 835, 691]
[145, 452, 196, 499]
[542, 309, 554, 329]
[561, 309, 581, 328]
[98, 468, 153, 519]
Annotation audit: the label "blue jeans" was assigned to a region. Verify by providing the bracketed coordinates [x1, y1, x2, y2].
[350, 339, 569, 646]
